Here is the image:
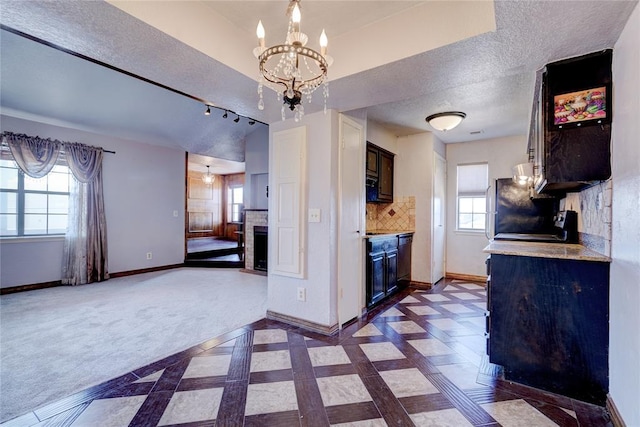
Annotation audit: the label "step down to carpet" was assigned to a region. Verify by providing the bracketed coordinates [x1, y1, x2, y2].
[185, 254, 244, 269]
[186, 247, 243, 260]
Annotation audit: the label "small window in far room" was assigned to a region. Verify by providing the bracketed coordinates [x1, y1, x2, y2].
[227, 185, 244, 223]
[457, 163, 488, 231]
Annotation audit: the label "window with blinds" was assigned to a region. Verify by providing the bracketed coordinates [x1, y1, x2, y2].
[456, 163, 488, 231]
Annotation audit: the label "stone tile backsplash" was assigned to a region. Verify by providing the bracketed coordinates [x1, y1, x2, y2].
[366, 196, 416, 231]
[563, 180, 612, 256]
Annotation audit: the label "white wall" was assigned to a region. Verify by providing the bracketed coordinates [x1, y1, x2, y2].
[0, 115, 185, 287]
[244, 125, 269, 209]
[609, 4, 640, 425]
[445, 135, 528, 277]
[396, 133, 434, 283]
[267, 110, 340, 328]
[367, 121, 398, 154]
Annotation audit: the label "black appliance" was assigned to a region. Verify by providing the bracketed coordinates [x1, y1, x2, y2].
[492, 178, 578, 243]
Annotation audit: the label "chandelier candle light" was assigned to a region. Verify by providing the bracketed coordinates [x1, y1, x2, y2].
[254, 0, 333, 122]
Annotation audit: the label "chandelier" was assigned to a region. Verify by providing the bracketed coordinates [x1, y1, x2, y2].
[253, 0, 333, 122]
[202, 165, 215, 185]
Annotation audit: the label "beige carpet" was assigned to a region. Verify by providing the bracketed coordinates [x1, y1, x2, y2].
[0, 268, 267, 423]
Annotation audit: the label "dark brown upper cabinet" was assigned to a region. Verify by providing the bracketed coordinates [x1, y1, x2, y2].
[536, 50, 612, 194]
[366, 142, 394, 203]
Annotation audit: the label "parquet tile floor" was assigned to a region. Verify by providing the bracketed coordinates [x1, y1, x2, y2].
[4, 279, 612, 427]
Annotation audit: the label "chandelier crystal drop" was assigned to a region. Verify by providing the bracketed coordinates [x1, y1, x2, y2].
[254, 0, 332, 120]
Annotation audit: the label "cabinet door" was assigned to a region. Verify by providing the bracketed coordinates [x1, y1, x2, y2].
[366, 146, 378, 178]
[378, 151, 394, 202]
[385, 249, 398, 294]
[367, 252, 386, 306]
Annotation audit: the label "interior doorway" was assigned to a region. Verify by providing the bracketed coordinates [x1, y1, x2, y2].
[185, 153, 246, 267]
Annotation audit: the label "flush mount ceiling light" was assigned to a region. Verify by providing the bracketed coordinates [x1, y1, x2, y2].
[253, 0, 333, 122]
[202, 165, 215, 185]
[425, 111, 467, 131]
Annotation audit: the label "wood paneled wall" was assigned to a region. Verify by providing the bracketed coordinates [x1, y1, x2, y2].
[186, 170, 223, 239]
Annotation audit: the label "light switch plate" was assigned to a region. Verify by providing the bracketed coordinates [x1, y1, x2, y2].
[308, 208, 321, 223]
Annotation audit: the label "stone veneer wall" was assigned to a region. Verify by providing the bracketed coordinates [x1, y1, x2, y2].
[366, 196, 416, 231]
[244, 210, 268, 270]
[563, 180, 612, 256]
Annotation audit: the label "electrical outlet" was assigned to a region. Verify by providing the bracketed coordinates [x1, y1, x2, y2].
[146, 252, 152, 260]
[308, 208, 321, 223]
[297, 287, 306, 302]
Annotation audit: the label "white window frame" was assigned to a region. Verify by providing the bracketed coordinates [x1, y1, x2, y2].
[456, 163, 488, 232]
[227, 184, 244, 224]
[0, 158, 71, 238]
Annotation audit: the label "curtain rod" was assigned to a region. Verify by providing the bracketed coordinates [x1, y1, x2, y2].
[2, 132, 115, 154]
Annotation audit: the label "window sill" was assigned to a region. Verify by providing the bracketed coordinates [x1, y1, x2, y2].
[0, 235, 65, 244]
[454, 229, 487, 236]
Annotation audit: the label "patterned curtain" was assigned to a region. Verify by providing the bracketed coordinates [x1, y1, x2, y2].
[62, 142, 109, 285]
[2, 132, 109, 285]
[4, 132, 62, 178]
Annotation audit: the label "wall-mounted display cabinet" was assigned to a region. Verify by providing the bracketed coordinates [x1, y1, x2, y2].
[532, 50, 612, 194]
[366, 142, 394, 203]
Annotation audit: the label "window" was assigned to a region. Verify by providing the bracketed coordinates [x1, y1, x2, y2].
[457, 163, 488, 231]
[0, 158, 71, 237]
[227, 185, 244, 223]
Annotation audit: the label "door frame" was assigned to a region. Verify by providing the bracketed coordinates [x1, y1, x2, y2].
[431, 152, 447, 284]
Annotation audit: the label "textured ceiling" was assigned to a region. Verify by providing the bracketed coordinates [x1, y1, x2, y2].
[0, 0, 637, 163]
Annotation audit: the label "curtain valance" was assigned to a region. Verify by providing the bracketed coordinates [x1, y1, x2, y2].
[2, 132, 104, 183]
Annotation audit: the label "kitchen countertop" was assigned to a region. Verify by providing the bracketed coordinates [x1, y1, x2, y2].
[364, 230, 414, 238]
[484, 240, 611, 263]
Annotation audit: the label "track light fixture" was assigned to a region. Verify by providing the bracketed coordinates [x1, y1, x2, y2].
[204, 106, 211, 116]
[223, 110, 228, 119]
[234, 114, 240, 123]
[248, 120, 256, 125]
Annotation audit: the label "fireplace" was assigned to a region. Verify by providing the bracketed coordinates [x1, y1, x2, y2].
[254, 226, 268, 271]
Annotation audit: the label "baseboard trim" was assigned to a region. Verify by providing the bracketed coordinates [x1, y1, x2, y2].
[267, 310, 339, 336]
[445, 272, 487, 283]
[109, 263, 185, 279]
[2, 264, 185, 295]
[409, 280, 432, 290]
[0, 280, 62, 295]
[607, 394, 626, 427]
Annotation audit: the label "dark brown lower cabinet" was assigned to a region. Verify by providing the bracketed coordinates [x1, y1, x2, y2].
[488, 254, 610, 405]
[366, 233, 412, 308]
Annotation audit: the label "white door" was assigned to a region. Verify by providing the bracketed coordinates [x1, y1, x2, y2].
[338, 115, 364, 326]
[431, 153, 446, 284]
